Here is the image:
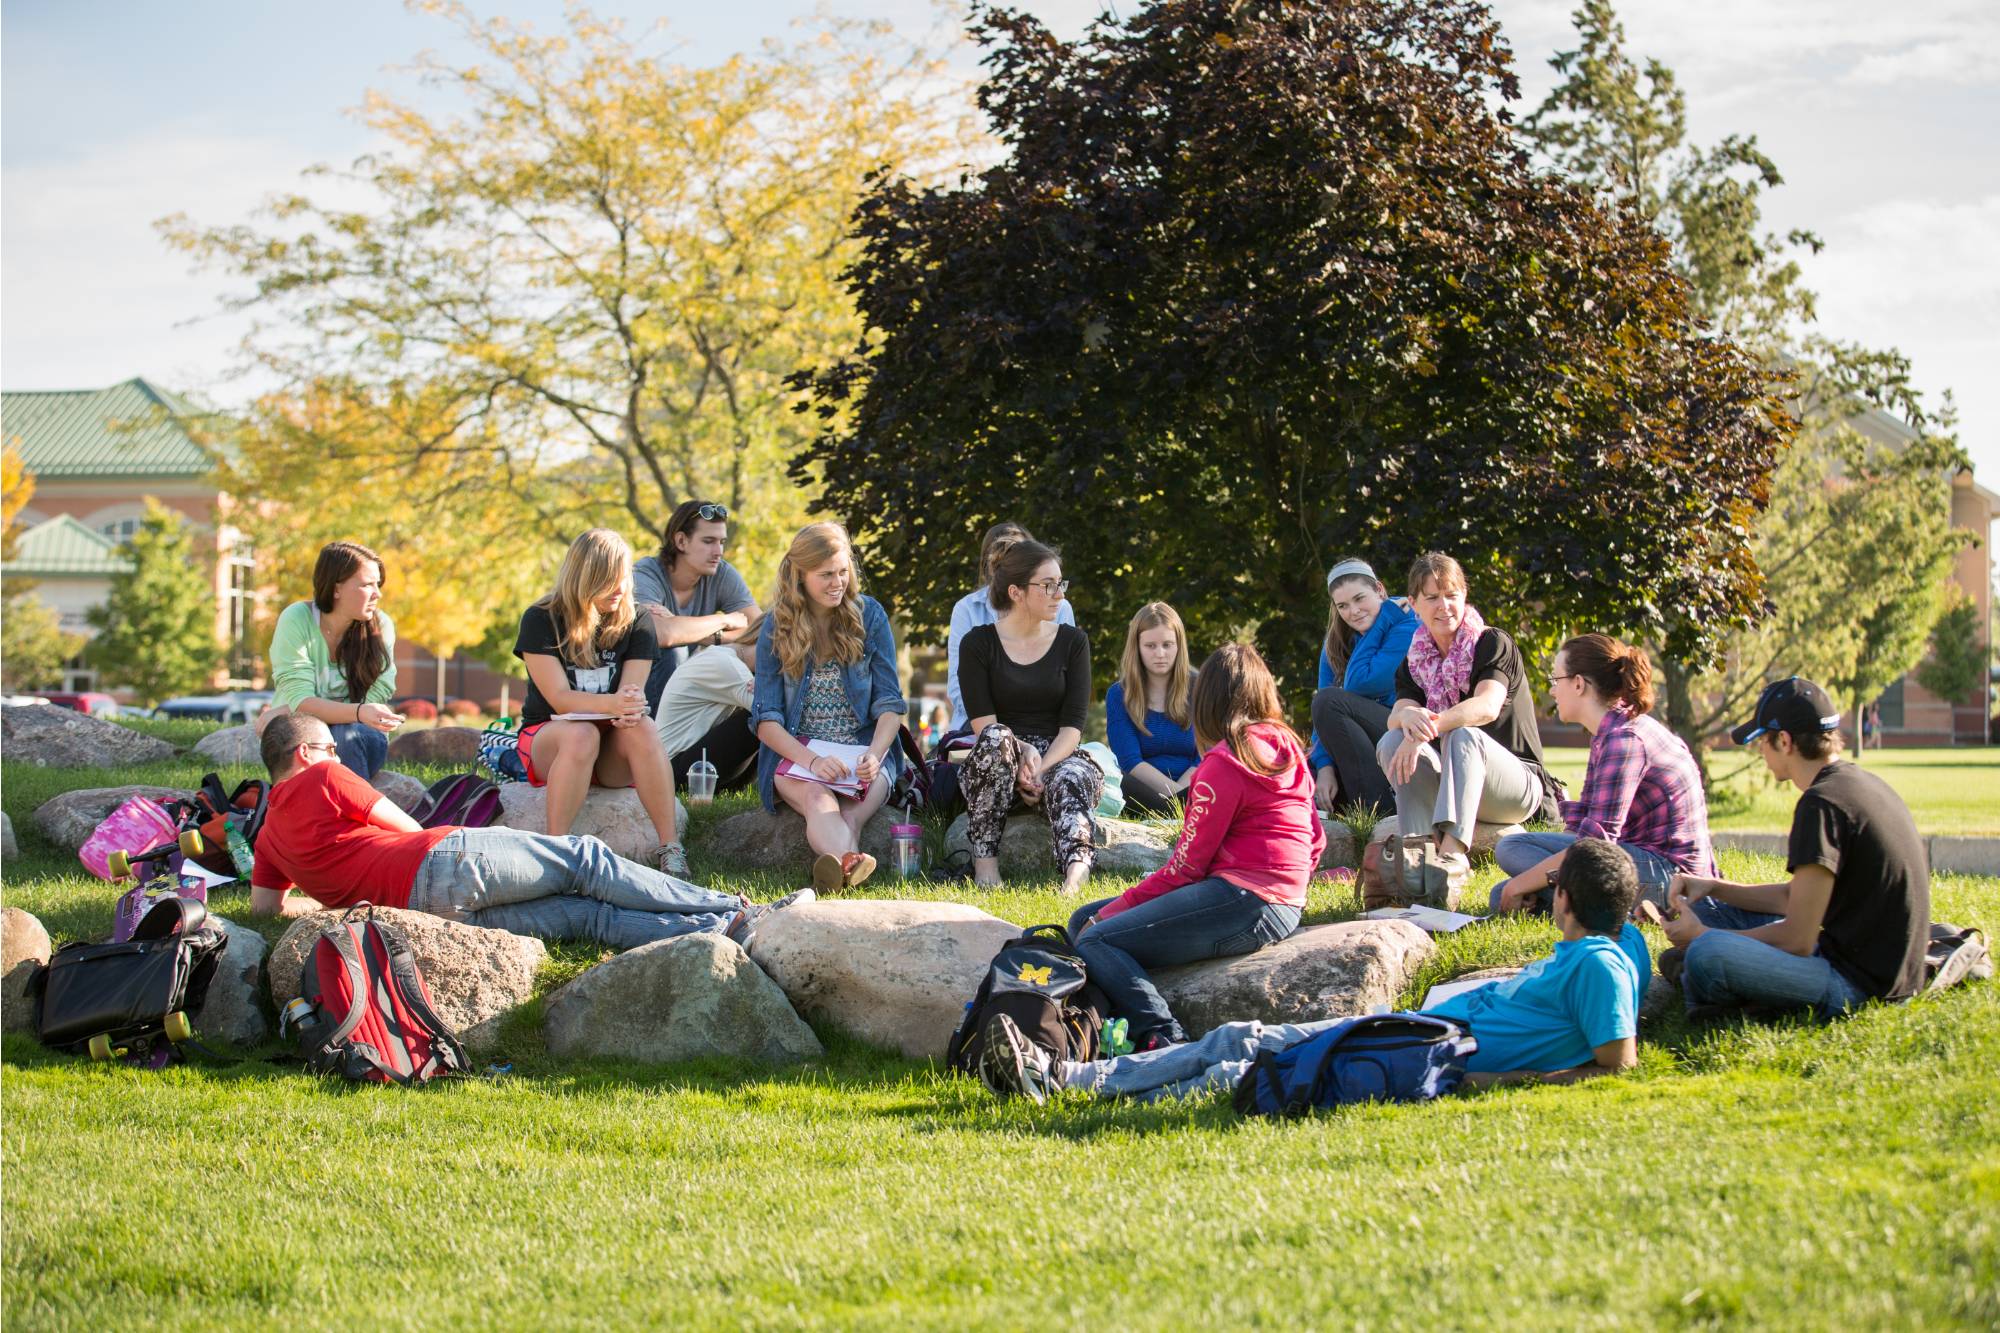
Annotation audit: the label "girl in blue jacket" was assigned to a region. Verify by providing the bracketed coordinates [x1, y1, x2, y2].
[1308, 557, 1417, 816]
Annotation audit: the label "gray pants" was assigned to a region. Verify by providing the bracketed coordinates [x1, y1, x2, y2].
[1375, 725, 1539, 846]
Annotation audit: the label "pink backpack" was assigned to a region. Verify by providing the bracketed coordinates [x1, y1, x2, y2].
[78, 796, 179, 881]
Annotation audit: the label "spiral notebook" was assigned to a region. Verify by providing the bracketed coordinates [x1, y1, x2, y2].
[774, 739, 873, 797]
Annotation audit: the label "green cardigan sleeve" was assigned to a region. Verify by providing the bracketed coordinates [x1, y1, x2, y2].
[267, 602, 322, 710]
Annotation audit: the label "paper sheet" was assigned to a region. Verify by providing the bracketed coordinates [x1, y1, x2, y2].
[775, 739, 873, 795]
[1362, 905, 1485, 933]
[1420, 975, 1504, 1009]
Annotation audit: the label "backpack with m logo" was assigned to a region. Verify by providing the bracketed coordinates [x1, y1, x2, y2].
[946, 924, 1110, 1073]
[281, 913, 469, 1086]
[1232, 1013, 1476, 1117]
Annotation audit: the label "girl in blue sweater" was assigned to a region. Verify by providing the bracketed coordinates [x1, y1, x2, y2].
[1308, 557, 1417, 816]
[1104, 602, 1201, 816]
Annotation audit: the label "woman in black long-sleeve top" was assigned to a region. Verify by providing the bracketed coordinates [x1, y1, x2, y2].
[957, 539, 1102, 892]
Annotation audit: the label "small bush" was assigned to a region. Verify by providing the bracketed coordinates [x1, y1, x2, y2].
[400, 698, 440, 721]
[445, 699, 482, 719]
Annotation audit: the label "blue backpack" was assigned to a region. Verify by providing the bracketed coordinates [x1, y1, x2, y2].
[1231, 1014, 1477, 1117]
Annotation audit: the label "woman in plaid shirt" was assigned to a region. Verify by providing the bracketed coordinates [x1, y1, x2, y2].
[1490, 634, 1714, 915]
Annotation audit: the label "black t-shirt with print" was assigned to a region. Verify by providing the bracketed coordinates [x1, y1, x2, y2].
[1786, 761, 1929, 1000]
[512, 603, 659, 726]
[1395, 627, 1553, 808]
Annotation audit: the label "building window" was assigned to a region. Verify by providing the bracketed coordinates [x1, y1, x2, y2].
[100, 517, 139, 543]
[1875, 678, 1905, 730]
[62, 649, 95, 694]
[224, 555, 258, 680]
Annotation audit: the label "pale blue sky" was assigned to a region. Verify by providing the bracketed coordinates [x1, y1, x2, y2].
[5, 0, 1996, 483]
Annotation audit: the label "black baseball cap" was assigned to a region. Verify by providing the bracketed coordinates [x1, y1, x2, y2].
[1730, 676, 1842, 746]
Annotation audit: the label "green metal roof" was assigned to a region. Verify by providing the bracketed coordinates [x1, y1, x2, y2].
[0, 378, 211, 479]
[2, 514, 134, 577]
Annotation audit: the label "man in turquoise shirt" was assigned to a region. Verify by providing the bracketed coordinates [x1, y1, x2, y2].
[979, 838, 1647, 1102]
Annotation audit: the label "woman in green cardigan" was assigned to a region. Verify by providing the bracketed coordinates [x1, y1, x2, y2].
[257, 541, 404, 777]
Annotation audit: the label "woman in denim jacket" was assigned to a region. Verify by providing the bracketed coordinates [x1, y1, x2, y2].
[752, 522, 907, 891]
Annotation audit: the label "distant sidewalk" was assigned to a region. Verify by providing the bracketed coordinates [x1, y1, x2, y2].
[1712, 831, 2000, 878]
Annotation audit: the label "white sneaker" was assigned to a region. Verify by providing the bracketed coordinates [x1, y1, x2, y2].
[654, 842, 692, 878]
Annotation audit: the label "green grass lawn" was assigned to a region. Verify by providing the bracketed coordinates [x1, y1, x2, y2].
[1544, 745, 2000, 836]
[4, 740, 1998, 1328]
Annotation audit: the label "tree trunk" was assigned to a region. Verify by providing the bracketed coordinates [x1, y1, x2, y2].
[437, 652, 447, 714]
[1660, 657, 1711, 788]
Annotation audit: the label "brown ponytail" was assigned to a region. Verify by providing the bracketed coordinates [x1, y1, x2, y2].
[1559, 633, 1654, 714]
[1189, 643, 1296, 776]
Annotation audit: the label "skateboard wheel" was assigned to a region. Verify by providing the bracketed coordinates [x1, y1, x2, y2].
[179, 829, 206, 857]
[88, 1034, 114, 1061]
[107, 850, 132, 879]
[163, 1011, 193, 1042]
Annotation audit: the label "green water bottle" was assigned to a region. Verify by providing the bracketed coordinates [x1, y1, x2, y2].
[223, 814, 255, 879]
[1100, 1017, 1133, 1058]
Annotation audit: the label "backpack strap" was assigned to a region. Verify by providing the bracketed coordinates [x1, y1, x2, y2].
[307, 923, 377, 1072]
[369, 921, 470, 1077]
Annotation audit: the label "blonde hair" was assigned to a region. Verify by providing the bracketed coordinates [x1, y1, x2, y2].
[536, 529, 637, 669]
[771, 522, 866, 678]
[1118, 602, 1193, 735]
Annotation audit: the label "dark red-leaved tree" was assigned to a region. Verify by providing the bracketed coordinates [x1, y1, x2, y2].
[793, 0, 1793, 696]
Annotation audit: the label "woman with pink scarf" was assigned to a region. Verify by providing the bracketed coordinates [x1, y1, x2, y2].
[1374, 552, 1559, 902]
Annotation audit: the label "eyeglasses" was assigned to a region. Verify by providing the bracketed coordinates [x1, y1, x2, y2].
[1548, 674, 1575, 685]
[1030, 579, 1070, 597]
[300, 742, 337, 755]
[694, 503, 728, 522]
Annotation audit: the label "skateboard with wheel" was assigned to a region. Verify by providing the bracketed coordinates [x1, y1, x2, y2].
[86, 1011, 194, 1062]
[105, 830, 205, 881]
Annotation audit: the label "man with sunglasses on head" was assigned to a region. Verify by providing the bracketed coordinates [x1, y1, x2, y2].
[248, 712, 805, 947]
[632, 499, 764, 791]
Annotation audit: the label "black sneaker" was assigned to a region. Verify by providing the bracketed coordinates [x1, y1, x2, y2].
[975, 1013, 1056, 1105]
[1656, 946, 1686, 988]
[1926, 930, 1991, 996]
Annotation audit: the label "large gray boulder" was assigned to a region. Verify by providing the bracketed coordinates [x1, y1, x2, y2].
[1, 907, 52, 1034]
[495, 785, 688, 863]
[748, 899, 1022, 1060]
[1154, 919, 1435, 1038]
[1, 811, 17, 860]
[388, 726, 484, 767]
[704, 806, 902, 871]
[191, 917, 270, 1046]
[543, 932, 822, 1065]
[193, 724, 260, 767]
[268, 907, 545, 1052]
[2, 704, 179, 768]
[32, 785, 187, 852]
[371, 769, 428, 813]
[943, 812, 1173, 877]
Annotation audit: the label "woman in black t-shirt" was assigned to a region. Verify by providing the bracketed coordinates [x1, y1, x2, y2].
[957, 539, 1101, 892]
[1374, 552, 1553, 904]
[512, 528, 685, 876]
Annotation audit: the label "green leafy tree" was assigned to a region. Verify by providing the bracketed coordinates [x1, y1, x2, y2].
[1, 445, 82, 691]
[86, 500, 221, 705]
[795, 0, 1791, 694]
[1914, 587, 1987, 707]
[1522, 0, 1967, 767]
[162, 2, 976, 587]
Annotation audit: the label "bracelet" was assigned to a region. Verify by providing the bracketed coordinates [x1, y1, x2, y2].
[355, 703, 364, 723]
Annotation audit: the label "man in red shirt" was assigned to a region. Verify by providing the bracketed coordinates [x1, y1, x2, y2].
[251, 713, 804, 947]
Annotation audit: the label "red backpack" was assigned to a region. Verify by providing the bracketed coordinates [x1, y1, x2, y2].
[281, 914, 469, 1085]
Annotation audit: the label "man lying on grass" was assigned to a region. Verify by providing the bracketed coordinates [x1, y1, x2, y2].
[979, 837, 1648, 1103]
[1659, 676, 1929, 1021]
[248, 712, 807, 947]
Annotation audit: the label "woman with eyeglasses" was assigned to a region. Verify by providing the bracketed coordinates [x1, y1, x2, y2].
[631, 499, 763, 790]
[1490, 633, 1714, 915]
[751, 522, 907, 892]
[957, 539, 1101, 892]
[1306, 557, 1417, 818]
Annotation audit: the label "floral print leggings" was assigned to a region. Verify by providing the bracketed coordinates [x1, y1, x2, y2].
[960, 724, 1102, 871]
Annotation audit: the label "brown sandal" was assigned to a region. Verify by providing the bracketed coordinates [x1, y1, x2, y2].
[811, 853, 845, 893]
[840, 852, 877, 889]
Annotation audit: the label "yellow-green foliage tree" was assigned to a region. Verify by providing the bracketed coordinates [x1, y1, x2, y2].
[215, 379, 559, 708]
[1, 445, 82, 692]
[163, 1, 975, 591]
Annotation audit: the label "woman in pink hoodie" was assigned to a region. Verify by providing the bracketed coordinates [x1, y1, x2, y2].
[1068, 643, 1325, 1049]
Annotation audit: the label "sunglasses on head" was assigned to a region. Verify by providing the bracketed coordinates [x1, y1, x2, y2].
[694, 503, 728, 522]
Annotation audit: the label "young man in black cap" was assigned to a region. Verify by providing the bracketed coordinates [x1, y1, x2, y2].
[1659, 676, 1929, 1018]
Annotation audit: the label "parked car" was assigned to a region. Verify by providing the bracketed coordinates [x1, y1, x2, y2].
[152, 694, 260, 725]
[0, 694, 52, 707]
[29, 691, 121, 717]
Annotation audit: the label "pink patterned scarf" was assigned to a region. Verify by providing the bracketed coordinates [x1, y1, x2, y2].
[1405, 604, 1487, 712]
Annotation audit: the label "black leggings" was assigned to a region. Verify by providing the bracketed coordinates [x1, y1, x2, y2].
[1120, 765, 1183, 817]
[670, 708, 760, 792]
[1309, 687, 1393, 815]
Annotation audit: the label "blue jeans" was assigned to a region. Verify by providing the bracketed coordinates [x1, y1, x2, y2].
[405, 828, 740, 950]
[1489, 831, 1679, 914]
[1681, 926, 1867, 1018]
[330, 721, 388, 780]
[1064, 1017, 1348, 1103]
[1070, 878, 1301, 1045]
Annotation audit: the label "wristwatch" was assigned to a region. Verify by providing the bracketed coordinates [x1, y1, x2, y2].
[711, 628, 724, 646]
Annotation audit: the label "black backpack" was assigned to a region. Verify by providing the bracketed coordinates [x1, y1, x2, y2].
[31, 896, 230, 1063]
[408, 773, 501, 829]
[946, 924, 1110, 1074]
